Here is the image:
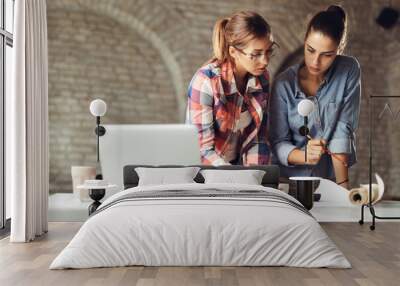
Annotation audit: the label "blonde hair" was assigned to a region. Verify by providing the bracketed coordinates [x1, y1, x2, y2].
[211, 11, 272, 65]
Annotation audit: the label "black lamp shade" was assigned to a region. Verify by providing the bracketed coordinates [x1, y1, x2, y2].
[376, 7, 399, 29]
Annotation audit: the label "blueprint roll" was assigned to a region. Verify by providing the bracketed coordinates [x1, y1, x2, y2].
[349, 185, 379, 205]
[348, 173, 385, 205]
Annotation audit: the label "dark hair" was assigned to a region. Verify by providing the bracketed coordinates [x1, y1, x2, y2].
[212, 11, 272, 64]
[305, 5, 347, 53]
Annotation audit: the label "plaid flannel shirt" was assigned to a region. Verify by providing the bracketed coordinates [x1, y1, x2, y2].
[186, 60, 271, 166]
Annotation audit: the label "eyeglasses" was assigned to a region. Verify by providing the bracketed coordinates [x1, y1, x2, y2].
[233, 42, 279, 62]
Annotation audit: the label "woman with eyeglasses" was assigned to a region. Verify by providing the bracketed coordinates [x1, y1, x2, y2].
[269, 5, 361, 190]
[186, 11, 277, 165]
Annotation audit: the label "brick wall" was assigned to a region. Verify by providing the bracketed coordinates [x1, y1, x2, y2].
[47, 0, 400, 198]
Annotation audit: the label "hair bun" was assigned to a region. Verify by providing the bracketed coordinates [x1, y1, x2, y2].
[327, 5, 346, 23]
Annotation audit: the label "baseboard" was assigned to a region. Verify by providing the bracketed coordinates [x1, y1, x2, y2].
[0, 218, 11, 239]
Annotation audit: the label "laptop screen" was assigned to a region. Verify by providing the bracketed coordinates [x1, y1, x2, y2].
[99, 124, 201, 194]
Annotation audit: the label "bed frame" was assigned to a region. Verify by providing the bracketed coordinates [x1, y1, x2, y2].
[123, 165, 280, 189]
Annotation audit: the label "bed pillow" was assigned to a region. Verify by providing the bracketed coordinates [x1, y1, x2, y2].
[135, 167, 201, 186]
[200, 169, 266, 185]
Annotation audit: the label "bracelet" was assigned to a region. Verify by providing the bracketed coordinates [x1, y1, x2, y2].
[337, 179, 349, 185]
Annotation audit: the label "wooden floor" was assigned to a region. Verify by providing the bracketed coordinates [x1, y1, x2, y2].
[0, 222, 399, 286]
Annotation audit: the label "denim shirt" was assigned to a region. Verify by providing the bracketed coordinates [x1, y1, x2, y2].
[268, 55, 361, 179]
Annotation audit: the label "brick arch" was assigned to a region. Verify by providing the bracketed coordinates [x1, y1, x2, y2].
[48, 0, 187, 120]
[254, 12, 305, 78]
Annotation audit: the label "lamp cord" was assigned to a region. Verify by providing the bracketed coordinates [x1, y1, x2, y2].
[96, 116, 100, 162]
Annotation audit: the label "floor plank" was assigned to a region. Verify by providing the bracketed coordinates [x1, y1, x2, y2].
[0, 222, 399, 286]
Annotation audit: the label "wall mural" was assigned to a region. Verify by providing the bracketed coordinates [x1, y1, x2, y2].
[47, 0, 400, 200]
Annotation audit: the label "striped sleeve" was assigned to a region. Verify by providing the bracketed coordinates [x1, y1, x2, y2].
[243, 93, 270, 165]
[186, 71, 229, 166]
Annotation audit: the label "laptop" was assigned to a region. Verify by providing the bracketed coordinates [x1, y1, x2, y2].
[99, 124, 201, 195]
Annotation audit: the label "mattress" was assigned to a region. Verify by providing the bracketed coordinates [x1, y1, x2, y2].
[50, 183, 350, 269]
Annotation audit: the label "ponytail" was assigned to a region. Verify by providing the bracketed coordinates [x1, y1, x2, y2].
[326, 5, 347, 53]
[212, 18, 230, 64]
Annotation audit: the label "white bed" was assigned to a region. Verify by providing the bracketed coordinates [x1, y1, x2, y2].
[50, 183, 350, 269]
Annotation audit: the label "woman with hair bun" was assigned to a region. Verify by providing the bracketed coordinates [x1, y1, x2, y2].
[186, 11, 277, 166]
[269, 5, 361, 190]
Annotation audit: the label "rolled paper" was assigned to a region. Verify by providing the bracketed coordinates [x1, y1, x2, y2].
[349, 173, 385, 205]
[349, 185, 379, 205]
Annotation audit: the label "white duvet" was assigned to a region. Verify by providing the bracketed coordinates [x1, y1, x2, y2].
[50, 183, 350, 269]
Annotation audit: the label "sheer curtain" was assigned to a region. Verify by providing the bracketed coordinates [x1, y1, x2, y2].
[8, 0, 49, 242]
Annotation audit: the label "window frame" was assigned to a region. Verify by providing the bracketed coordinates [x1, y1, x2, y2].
[0, 0, 14, 231]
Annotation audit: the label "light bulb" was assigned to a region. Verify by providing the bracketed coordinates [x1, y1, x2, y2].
[90, 99, 107, 117]
[297, 99, 314, 117]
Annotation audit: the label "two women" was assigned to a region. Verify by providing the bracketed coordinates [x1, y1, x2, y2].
[186, 6, 361, 189]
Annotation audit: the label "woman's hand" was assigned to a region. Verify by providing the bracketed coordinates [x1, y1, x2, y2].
[287, 138, 326, 165]
[306, 139, 326, 165]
